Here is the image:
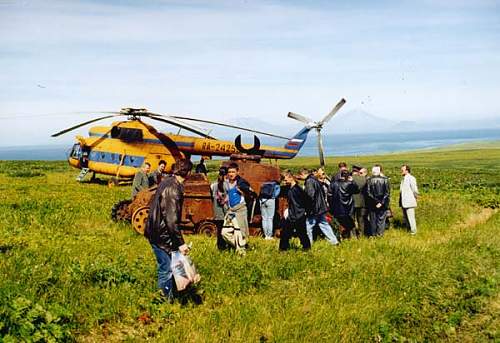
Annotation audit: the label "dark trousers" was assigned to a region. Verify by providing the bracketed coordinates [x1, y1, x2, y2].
[354, 207, 369, 237]
[279, 217, 311, 251]
[369, 208, 387, 237]
[215, 220, 228, 250]
[336, 215, 356, 239]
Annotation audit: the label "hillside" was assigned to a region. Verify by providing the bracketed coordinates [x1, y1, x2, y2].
[0, 147, 499, 341]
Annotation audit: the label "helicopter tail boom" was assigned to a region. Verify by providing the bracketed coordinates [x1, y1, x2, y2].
[261, 126, 312, 159]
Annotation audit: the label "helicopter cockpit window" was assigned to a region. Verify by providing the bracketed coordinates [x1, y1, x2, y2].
[110, 127, 143, 142]
[70, 144, 82, 158]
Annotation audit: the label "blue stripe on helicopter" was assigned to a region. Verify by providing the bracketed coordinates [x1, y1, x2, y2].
[88, 132, 195, 147]
[264, 151, 297, 158]
[88, 132, 297, 158]
[88, 151, 144, 168]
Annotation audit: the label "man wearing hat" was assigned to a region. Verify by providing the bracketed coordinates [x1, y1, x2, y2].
[351, 165, 369, 237]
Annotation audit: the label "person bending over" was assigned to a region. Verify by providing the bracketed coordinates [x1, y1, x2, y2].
[145, 159, 192, 301]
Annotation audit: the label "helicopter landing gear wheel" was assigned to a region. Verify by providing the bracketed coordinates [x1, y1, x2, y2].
[132, 206, 149, 235]
[111, 199, 132, 222]
[197, 221, 217, 237]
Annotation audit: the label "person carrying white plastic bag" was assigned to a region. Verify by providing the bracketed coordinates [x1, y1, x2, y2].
[171, 250, 201, 291]
[144, 159, 193, 302]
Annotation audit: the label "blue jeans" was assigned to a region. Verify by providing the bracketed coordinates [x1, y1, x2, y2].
[306, 214, 339, 245]
[260, 198, 275, 238]
[151, 244, 173, 299]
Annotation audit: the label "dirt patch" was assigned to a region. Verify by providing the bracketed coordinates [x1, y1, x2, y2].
[456, 208, 497, 230]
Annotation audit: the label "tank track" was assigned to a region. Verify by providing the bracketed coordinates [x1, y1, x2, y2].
[111, 199, 132, 222]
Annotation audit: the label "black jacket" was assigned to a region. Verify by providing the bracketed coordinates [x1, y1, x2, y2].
[145, 175, 185, 253]
[195, 162, 208, 174]
[287, 184, 307, 221]
[304, 175, 328, 216]
[328, 179, 359, 217]
[366, 176, 390, 210]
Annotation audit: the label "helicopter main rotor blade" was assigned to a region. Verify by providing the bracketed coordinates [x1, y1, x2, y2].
[0, 111, 85, 119]
[170, 116, 290, 140]
[51, 114, 121, 137]
[146, 115, 216, 140]
[318, 98, 346, 125]
[94, 111, 123, 115]
[287, 112, 312, 125]
[145, 112, 209, 134]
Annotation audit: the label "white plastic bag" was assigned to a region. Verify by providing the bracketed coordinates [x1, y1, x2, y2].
[171, 251, 201, 291]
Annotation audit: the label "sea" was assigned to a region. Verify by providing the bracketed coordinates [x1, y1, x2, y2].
[0, 128, 499, 160]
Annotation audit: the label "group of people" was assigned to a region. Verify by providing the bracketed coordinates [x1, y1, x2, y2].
[208, 161, 419, 253]
[279, 162, 419, 251]
[136, 158, 419, 301]
[131, 160, 168, 197]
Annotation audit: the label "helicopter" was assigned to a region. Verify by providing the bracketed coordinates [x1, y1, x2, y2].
[51, 99, 346, 183]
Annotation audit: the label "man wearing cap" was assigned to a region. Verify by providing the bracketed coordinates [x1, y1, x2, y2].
[399, 164, 419, 235]
[351, 165, 369, 237]
[366, 164, 390, 237]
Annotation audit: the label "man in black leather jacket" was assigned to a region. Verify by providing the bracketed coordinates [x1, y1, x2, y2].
[300, 168, 339, 246]
[366, 165, 391, 236]
[145, 159, 192, 300]
[328, 170, 359, 239]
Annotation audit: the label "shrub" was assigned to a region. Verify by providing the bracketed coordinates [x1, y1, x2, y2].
[0, 297, 73, 342]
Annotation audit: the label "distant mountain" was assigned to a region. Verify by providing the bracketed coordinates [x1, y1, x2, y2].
[220, 110, 500, 137]
[326, 109, 500, 134]
[328, 109, 397, 134]
[391, 120, 419, 131]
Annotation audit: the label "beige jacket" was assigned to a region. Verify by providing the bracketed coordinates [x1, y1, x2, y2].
[399, 174, 419, 208]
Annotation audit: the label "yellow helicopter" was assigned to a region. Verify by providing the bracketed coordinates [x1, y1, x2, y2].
[51, 99, 346, 183]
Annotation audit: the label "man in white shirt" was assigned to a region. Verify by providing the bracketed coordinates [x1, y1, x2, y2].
[399, 164, 419, 235]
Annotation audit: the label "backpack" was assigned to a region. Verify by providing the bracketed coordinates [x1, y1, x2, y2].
[259, 181, 280, 199]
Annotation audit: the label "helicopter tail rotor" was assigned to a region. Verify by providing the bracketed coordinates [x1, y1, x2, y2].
[287, 98, 346, 168]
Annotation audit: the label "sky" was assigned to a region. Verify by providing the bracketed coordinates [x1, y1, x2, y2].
[1, 0, 500, 146]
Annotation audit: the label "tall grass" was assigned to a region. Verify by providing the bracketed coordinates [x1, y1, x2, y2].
[0, 147, 499, 341]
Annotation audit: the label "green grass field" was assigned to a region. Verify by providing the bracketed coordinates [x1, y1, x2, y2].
[0, 143, 499, 342]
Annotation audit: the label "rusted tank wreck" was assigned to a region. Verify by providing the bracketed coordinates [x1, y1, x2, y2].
[111, 155, 284, 237]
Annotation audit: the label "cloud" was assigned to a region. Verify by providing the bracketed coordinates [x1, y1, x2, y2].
[0, 0, 500, 146]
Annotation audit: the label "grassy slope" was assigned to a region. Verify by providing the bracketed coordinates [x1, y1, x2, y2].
[0, 145, 499, 342]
